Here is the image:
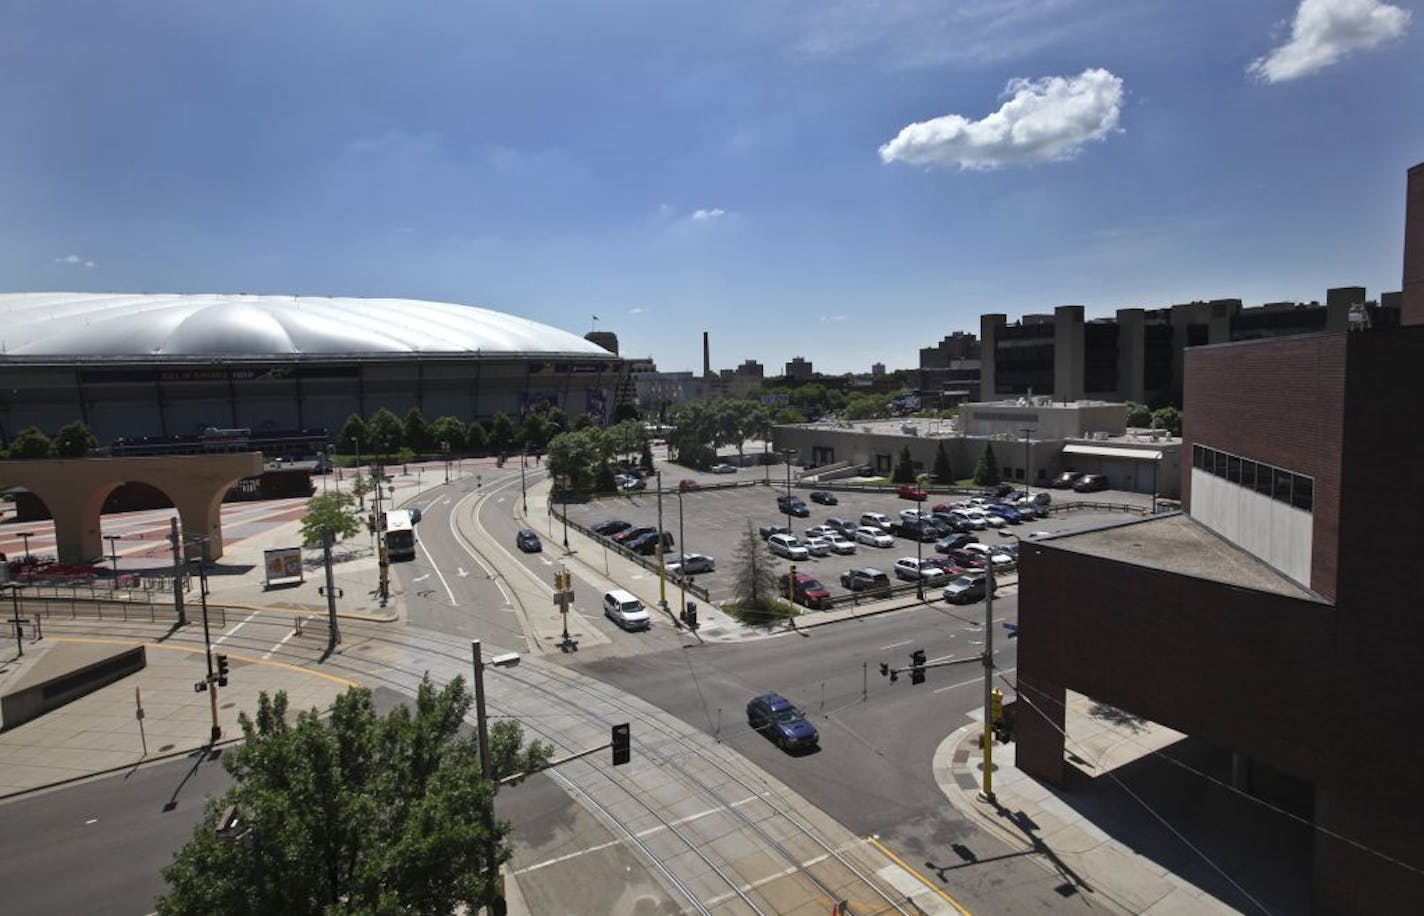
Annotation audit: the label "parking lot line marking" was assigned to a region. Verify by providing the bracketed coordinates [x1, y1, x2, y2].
[879, 639, 912, 650]
[934, 666, 1016, 694]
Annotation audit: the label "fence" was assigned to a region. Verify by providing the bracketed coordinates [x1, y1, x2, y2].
[562, 515, 712, 602]
[14, 591, 227, 627]
[1046, 500, 1152, 516]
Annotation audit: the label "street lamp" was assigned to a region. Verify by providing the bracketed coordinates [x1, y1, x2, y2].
[676, 488, 686, 623]
[104, 534, 122, 589]
[16, 531, 33, 564]
[442, 441, 450, 484]
[1020, 427, 1034, 499]
[781, 449, 798, 533]
[654, 470, 666, 611]
[520, 444, 528, 516]
[915, 475, 928, 601]
[471, 640, 520, 914]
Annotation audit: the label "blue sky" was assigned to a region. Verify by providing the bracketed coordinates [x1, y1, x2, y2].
[2, 1, 1420, 374]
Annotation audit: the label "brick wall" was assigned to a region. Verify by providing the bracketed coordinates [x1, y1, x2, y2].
[1183, 334, 1346, 599]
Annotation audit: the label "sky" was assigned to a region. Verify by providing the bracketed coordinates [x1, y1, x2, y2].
[2, 0, 1421, 374]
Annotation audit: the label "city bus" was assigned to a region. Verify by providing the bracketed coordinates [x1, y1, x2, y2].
[384, 509, 416, 561]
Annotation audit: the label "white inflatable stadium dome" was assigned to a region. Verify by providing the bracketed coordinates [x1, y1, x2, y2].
[0, 292, 613, 358]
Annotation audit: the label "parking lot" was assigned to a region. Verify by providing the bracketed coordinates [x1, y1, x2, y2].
[558, 464, 1156, 609]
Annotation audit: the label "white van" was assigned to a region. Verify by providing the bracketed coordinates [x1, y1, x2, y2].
[603, 589, 650, 631]
[859, 511, 893, 530]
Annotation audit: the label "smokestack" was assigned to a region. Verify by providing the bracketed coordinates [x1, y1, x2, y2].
[702, 331, 711, 378]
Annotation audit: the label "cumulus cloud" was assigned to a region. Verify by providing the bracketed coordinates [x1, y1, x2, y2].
[55, 253, 96, 268]
[879, 68, 1123, 170]
[629, 306, 645, 315]
[691, 208, 726, 221]
[1249, 0, 1409, 83]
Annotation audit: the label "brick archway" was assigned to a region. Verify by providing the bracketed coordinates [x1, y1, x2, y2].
[0, 453, 263, 563]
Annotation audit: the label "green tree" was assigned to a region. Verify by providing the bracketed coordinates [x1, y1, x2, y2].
[611, 402, 638, 424]
[640, 438, 655, 473]
[1125, 401, 1152, 428]
[546, 428, 603, 493]
[53, 421, 98, 458]
[298, 492, 361, 547]
[545, 406, 567, 436]
[731, 521, 779, 613]
[351, 469, 376, 511]
[338, 414, 368, 456]
[892, 445, 916, 484]
[973, 443, 1002, 486]
[7, 426, 54, 459]
[520, 411, 550, 452]
[156, 677, 552, 916]
[465, 420, 489, 455]
[404, 407, 432, 453]
[489, 412, 515, 454]
[430, 416, 467, 453]
[367, 408, 404, 456]
[1150, 406, 1183, 436]
[572, 413, 594, 431]
[932, 442, 953, 485]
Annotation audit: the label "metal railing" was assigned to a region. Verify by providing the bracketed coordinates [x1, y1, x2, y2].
[561, 515, 712, 602]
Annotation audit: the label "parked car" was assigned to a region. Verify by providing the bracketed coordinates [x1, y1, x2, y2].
[931, 502, 957, 514]
[825, 517, 857, 536]
[803, 536, 833, 557]
[678, 479, 701, 492]
[963, 508, 1005, 529]
[614, 473, 645, 491]
[746, 693, 819, 752]
[409, 507, 423, 524]
[931, 512, 972, 533]
[767, 533, 811, 560]
[515, 528, 542, 552]
[949, 509, 985, 531]
[823, 532, 857, 555]
[804, 524, 838, 539]
[943, 573, 991, 604]
[854, 526, 895, 548]
[1073, 473, 1109, 493]
[809, 490, 838, 505]
[985, 504, 1023, 524]
[778, 571, 831, 609]
[840, 567, 891, 593]
[592, 519, 631, 537]
[666, 552, 715, 576]
[710, 463, 738, 474]
[895, 484, 929, 501]
[899, 508, 929, 523]
[759, 522, 792, 539]
[1051, 471, 1080, 489]
[612, 525, 656, 544]
[859, 511, 893, 530]
[935, 533, 975, 553]
[894, 557, 948, 584]
[923, 556, 969, 576]
[628, 530, 674, 555]
[603, 589, 651, 630]
[963, 542, 1015, 568]
[776, 495, 811, 517]
[891, 520, 939, 542]
[943, 548, 989, 569]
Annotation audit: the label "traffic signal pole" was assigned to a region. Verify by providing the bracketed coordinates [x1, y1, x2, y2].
[981, 564, 997, 803]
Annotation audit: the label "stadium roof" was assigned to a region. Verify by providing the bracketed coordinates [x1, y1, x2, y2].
[0, 293, 616, 360]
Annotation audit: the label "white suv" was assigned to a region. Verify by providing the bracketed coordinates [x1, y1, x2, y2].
[603, 589, 650, 631]
[767, 533, 810, 560]
[859, 512, 893, 530]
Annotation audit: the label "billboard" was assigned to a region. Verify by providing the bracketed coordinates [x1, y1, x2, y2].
[264, 547, 304, 586]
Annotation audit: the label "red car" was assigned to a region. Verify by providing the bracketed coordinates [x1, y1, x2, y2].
[931, 503, 954, 514]
[678, 479, 700, 492]
[896, 484, 928, 501]
[943, 548, 988, 569]
[923, 556, 969, 576]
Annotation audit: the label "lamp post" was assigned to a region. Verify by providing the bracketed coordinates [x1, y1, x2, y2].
[7, 583, 22, 657]
[915, 475, 928, 601]
[190, 540, 221, 743]
[104, 534, 121, 589]
[442, 441, 450, 484]
[17, 531, 33, 564]
[677, 489, 686, 623]
[781, 448, 798, 533]
[520, 445, 528, 516]
[655, 470, 666, 611]
[1020, 427, 1034, 499]
[471, 640, 520, 914]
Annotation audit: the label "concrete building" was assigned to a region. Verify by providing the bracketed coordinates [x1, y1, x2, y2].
[979, 289, 1402, 407]
[785, 357, 814, 382]
[1406, 162, 1424, 325]
[0, 294, 622, 445]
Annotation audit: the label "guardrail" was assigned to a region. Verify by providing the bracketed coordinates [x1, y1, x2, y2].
[16, 592, 227, 627]
[562, 516, 712, 603]
[1047, 500, 1152, 516]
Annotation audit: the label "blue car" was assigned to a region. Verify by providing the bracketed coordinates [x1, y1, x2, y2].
[986, 504, 1023, 524]
[746, 693, 819, 753]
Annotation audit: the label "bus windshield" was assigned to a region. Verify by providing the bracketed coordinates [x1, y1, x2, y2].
[384, 510, 416, 561]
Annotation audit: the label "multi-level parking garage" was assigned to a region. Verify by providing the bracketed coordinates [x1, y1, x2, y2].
[0, 292, 622, 444]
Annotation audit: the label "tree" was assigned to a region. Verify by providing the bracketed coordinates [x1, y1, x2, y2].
[545, 406, 567, 436]
[639, 438, 655, 473]
[730, 521, 779, 613]
[572, 413, 594, 432]
[489, 412, 515, 454]
[338, 414, 368, 456]
[520, 411, 550, 453]
[157, 677, 552, 915]
[298, 492, 362, 548]
[973, 443, 1002, 486]
[367, 408, 404, 456]
[404, 407, 432, 453]
[892, 445, 916, 484]
[6, 426, 54, 459]
[932, 442, 954, 485]
[465, 420, 489, 455]
[351, 470, 377, 511]
[1150, 406, 1182, 436]
[1125, 401, 1152, 428]
[430, 416, 466, 453]
[53, 421, 98, 458]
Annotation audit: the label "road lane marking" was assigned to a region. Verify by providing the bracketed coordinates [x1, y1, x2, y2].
[215, 610, 261, 646]
[867, 835, 972, 914]
[262, 629, 299, 660]
[420, 546, 459, 607]
[879, 639, 912, 650]
[934, 666, 1017, 694]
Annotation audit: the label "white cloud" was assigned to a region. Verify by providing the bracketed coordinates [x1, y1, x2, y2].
[691, 208, 726, 221]
[55, 253, 96, 268]
[879, 68, 1124, 170]
[629, 306, 645, 315]
[1249, 0, 1410, 83]
[820, 314, 849, 322]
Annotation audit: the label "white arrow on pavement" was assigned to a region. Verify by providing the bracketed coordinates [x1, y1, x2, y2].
[456, 568, 469, 577]
[412, 574, 430, 583]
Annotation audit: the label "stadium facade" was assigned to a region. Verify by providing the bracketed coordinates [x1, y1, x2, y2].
[0, 293, 623, 446]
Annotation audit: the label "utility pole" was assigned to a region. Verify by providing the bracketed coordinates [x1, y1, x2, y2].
[1020, 428, 1034, 499]
[782, 449, 797, 533]
[105, 534, 121, 589]
[980, 562, 997, 803]
[655, 470, 666, 612]
[321, 532, 341, 652]
[677, 489, 687, 624]
[520, 444, 528, 515]
[195, 540, 220, 743]
[168, 518, 187, 626]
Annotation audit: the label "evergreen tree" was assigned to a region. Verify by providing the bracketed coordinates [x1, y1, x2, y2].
[973, 443, 1002, 486]
[489, 412, 515, 454]
[465, 421, 489, 455]
[932, 442, 954, 485]
[6, 426, 54, 460]
[366, 408, 404, 457]
[430, 416, 467, 452]
[54, 421, 98, 458]
[338, 414, 369, 456]
[403, 407, 432, 453]
[892, 445, 916, 483]
[640, 439, 655, 473]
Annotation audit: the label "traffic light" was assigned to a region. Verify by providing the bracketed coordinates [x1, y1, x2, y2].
[990, 687, 1003, 723]
[910, 649, 926, 685]
[216, 653, 230, 687]
[611, 723, 630, 766]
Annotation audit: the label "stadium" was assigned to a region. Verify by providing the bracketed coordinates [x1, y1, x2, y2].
[0, 293, 624, 447]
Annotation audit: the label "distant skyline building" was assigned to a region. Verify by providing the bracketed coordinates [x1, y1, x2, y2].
[785, 356, 813, 382]
[871, 362, 885, 376]
[1405, 162, 1424, 325]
